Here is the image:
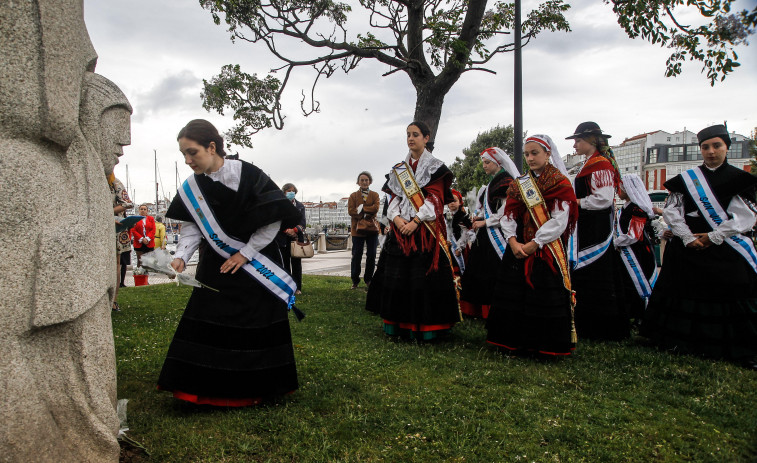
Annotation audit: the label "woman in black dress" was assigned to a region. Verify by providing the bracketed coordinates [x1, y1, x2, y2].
[158, 119, 302, 405]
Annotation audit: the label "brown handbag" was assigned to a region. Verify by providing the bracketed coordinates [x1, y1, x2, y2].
[290, 238, 314, 258]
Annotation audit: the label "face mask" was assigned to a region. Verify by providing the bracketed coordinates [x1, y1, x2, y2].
[286, 191, 296, 200]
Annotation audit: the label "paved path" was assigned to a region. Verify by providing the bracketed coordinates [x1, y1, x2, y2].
[121, 250, 362, 287]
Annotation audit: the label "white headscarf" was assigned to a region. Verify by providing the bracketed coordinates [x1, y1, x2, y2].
[480, 147, 521, 179]
[620, 173, 654, 218]
[524, 134, 568, 177]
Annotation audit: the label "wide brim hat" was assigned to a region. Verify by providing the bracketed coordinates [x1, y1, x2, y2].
[565, 121, 611, 140]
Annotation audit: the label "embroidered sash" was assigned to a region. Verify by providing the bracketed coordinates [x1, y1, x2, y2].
[682, 167, 757, 274]
[392, 162, 462, 318]
[517, 173, 577, 343]
[481, 184, 507, 259]
[179, 176, 303, 317]
[614, 209, 658, 298]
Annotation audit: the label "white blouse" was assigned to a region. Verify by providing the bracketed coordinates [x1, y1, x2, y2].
[174, 159, 281, 264]
[500, 200, 571, 249]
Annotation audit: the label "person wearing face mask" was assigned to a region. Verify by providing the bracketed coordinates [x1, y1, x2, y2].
[159, 119, 302, 405]
[348, 172, 381, 289]
[459, 147, 519, 319]
[276, 183, 307, 295]
[641, 124, 757, 370]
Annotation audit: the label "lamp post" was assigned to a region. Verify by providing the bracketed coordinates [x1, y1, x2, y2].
[513, 0, 523, 169]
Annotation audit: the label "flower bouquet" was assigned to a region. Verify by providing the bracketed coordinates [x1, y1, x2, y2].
[140, 249, 218, 292]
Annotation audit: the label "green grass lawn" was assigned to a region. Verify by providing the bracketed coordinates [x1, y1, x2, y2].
[114, 276, 757, 462]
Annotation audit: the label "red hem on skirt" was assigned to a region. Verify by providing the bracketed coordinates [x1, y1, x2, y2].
[383, 320, 455, 332]
[157, 386, 294, 407]
[460, 301, 492, 319]
[486, 340, 574, 356]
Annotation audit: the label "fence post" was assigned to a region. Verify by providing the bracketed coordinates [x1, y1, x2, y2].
[317, 232, 327, 254]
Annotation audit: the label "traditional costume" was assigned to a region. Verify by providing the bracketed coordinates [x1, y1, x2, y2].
[486, 135, 578, 355]
[445, 189, 474, 274]
[613, 174, 658, 324]
[459, 148, 519, 318]
[642, 125, 757, 365]
[567, 122, 629, 341]
[158, 159, 302, 405]
[365, 149, 459, 340]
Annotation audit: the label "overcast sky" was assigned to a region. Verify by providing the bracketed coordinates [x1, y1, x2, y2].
[84, 0, 755, 205]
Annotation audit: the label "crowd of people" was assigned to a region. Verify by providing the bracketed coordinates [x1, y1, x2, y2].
[114, 118, 755, 408]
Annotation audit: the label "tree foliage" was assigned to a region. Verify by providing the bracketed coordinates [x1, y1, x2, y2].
[449, 124, 514, 196]
[608, 0, 756, 85]
[199, 0, 570, 147]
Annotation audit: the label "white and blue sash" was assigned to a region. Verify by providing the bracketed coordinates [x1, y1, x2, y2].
[614, 209, 658, 298]
[179, 176, 299, 310]
[449, 236, 466, 273]
[481, 185, 507, 259]
[682, 167, 757, 274]
[568, 213, 614, 271]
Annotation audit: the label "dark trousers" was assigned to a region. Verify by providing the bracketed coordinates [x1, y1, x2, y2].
[119, 251, 131, 286]
[280, 244, 303, 290]
[351, 234, 378, 285]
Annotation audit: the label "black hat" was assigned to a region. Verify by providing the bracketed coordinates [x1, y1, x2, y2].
[697, 124, 731, 148]
[565, 121, 611, 140]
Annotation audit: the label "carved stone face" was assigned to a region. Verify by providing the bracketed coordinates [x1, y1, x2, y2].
[99, 107, 131, 175]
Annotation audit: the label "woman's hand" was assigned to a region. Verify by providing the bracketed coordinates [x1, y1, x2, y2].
[400, 220, 419, 235]
[693, 233, 713, 249]
[171, 258, 185, 276]
[522, 241, 539, 256]
[472, 220, 486, 231]
[221, 252, 248, 274]
[509, 237, 527, 259]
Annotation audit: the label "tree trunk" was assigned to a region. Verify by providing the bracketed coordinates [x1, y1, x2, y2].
[412, 83, 445, 144]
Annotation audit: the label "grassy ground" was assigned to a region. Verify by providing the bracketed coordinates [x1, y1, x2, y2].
[114, 276, 757, 462]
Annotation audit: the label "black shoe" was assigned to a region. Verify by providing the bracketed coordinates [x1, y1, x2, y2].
[119, 284, 127, 288]
[350, 284, 359, 290]
[112, 302, 121, 312]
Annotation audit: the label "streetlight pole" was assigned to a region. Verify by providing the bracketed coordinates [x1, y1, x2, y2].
[513, 0, 523, 169]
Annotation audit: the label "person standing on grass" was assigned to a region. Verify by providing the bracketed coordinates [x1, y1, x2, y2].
[158, 119, 302, 406]
[365, 121, 459, 341]
[445, 189, 474, 275]
[567, 121, 629, 341]
[276, 183, 306, 295]
[613, 174, 658, 328]
[486, 135, 578, 357]
[110, 174, 133, 304]
[348, 171, 381, 289]
[459, 147, 519, 319]
[641, 124, 757, 371]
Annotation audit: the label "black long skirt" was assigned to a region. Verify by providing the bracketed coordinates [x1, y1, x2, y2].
[365, 230, 459, 339]
[641, 238, 757, 361]
[158, 242, 298, 405]
[571, 209, 629, 341]
[486, 247, 575, 355]
[460, 229, 503, 314]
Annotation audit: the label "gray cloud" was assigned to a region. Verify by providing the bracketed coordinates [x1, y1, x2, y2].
[132, 71, 202, 123]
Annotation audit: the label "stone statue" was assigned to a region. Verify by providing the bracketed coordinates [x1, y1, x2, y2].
[0, 2, 127, 461]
